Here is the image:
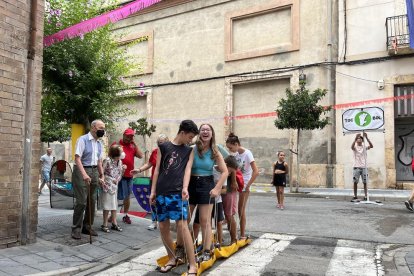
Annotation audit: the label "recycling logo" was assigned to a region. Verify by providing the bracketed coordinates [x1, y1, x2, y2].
[354, 111, 371, 127]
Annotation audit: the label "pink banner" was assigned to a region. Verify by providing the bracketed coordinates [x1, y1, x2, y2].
[44, 0, 161, 47]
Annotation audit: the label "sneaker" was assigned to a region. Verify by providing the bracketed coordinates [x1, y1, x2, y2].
[280, 205, 285, 210]
[363, 197, 368, 201]
[147, 222, 157, 230]
[351, 197, 359, 202]
[405, 201, 414, 212]
[276, 204, 280, 209]
[122, 215, 132, 224]
[198, 251, 211, 262]
[71, 228, 81, 240]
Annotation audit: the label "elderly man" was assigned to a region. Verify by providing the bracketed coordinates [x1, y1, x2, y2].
[115, 128, 143, 224]
[39, 148, 54, 195]
[71, 120, 105, 240]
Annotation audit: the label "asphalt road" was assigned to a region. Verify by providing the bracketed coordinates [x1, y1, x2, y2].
[95, 194, 414, 276]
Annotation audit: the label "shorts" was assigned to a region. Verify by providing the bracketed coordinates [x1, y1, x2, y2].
[194, 202, 224, 224]
[42, 170, 50, 182]
[222, 191, 238, 217]
[353, 167, 368, 184]
[189, 175, 215, 205]
[273, 174, 286, 187]
[117, 177, 133, 200]
[155, 194, 188, 222]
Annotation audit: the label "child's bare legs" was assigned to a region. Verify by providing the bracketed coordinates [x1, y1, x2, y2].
[238, 191, 249, 238]
[192, 223, 200, 243]
[277, 186, 285, 206]
[103, 210, 109, 227]
[176, 220, 197, 274]
[225, 214, 237, 243]
[110, 210, 117, 225]
[276, 187, 281, 205]
[199, 204, 213, 252]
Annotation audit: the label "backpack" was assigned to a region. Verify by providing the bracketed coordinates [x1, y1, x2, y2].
[235, 169, 244, 193]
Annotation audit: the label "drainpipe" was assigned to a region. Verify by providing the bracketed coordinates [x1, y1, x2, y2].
[21, 0, 38, 245]
[326, 0, 337, 188]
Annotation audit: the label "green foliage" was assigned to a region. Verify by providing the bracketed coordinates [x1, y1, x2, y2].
[129, 118, 156, 139]
[41, 0, 141, 142]
[274, 82, 331, 130]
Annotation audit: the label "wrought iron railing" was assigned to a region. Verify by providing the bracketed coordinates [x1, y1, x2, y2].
[386, 14, 410, 50]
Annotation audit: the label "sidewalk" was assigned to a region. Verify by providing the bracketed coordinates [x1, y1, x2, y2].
[0, 186, 412, 275]
[250, 183, 411, 202]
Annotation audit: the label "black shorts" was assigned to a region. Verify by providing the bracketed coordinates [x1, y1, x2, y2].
[189, 175, 215, 205]
[194, 202, 224, 224]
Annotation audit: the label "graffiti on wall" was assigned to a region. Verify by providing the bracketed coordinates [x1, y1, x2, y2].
[396, 127, 414, 181]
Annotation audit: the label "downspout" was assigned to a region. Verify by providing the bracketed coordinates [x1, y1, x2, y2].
[21, 0, 38, 245]
[326, 0, 337, 187]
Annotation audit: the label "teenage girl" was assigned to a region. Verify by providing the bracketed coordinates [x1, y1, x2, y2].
[225, 133, 259, 239]
[273, 151, 288, 210]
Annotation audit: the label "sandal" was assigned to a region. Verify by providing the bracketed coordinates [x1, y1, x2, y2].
[101, 225, 110, 233]
[159, 262, 176, 273]
[111, 223, 123, 232]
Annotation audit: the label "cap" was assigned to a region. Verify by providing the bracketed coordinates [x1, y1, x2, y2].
[124, 128, 135, 136]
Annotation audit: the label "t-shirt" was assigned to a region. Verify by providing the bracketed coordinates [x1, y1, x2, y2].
[213, 167, 225, 203]
[353, 145, 369, 168]
[116, 139, 138, 178]
[149, 148, 157, 179]
[40, 154, 54, 171]
[234, 149, 255, 184]
[156, 141, 192, 196]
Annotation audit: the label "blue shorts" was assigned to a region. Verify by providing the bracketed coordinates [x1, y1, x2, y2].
[156, 194, 188, 222]
[117, 177, 133, 200]
[42, 170, 50, 182]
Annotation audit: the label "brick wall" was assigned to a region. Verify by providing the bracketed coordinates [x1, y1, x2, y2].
[0, 0, 44, 248]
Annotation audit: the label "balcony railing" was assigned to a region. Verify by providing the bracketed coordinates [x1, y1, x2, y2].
[386, 14, 412, 54]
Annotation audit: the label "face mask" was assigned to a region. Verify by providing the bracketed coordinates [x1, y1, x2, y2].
[96, 129, 105, 138]
[120, 152, 126, 160]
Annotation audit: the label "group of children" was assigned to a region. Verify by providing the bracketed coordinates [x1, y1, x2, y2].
[99, 119, 288, 275]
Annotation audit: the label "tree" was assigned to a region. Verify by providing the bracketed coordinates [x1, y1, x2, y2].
[129, 118, 156, 164]
[41, 0, 142, 142]
[274, 81, 331, 192]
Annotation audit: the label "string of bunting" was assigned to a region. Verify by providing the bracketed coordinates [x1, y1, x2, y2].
[44, 0, 162, 47]
[143, 93, 414, 123]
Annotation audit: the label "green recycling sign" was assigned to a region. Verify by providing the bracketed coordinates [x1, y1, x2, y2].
[342, 107, 384, 133]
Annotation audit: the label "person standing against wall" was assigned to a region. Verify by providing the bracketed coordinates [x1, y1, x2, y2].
[71, 120, 105, 240]
[116, 128, 144, 224]
[39, 148, 54, 195]
[351, 132, 373, 202]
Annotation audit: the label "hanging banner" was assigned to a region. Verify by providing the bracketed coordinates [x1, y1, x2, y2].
[342, 107, 384, 133]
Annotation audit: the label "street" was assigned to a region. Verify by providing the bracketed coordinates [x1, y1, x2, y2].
[92, 194, 414, 276]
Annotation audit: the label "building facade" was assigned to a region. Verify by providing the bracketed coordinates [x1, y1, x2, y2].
[110, 0, 414, 189]
[111, 0, 336, 186]
[0, 0, 44, 247]
[335, 0, 414, 189]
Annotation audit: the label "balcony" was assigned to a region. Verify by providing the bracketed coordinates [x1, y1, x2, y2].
[386, 14, 413, 55]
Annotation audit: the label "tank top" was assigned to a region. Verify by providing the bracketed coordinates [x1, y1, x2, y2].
[156, 142, 192, 196]
[191, 148, 214, 176]
[273, 161, 287, 184]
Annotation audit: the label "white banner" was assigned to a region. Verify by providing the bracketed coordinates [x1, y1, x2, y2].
[342, 107, 385, 133]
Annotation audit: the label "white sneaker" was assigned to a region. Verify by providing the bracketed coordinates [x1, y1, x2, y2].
[147, 222, 157, 230]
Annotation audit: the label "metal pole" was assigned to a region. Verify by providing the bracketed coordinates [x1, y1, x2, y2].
[21, 0, 38, 245]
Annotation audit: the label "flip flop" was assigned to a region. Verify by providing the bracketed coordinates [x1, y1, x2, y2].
[159, 263, 176, 273]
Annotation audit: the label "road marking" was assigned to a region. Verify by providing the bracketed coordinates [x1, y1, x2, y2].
[325, 240, 378, 276]
[96, 246, 166, 275]
[205, 233, 295, 275]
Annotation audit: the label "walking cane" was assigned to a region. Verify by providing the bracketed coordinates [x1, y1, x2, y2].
[88, 182, 92, 244]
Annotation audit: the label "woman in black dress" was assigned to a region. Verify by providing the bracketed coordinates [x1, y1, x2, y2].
[273, 151, 288, 210]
